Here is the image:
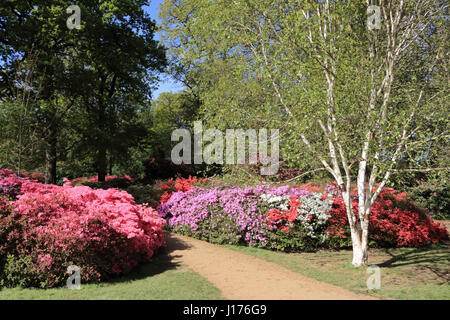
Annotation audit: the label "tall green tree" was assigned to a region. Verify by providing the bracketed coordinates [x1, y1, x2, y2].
[0, 1, 166, 182]
[1, 1, 83, 182]
[0, 50, 44, 172]
[161, 0, 449, 266]
[72, 0, 166, 181]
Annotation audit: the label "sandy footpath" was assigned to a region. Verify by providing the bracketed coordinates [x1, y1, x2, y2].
[165, 233, 375, 300]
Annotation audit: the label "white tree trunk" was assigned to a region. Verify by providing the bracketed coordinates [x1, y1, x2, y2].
[351, 234, 368, 267]
[349, 214, 369, 267]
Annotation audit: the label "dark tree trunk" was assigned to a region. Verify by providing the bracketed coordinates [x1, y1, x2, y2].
[108, 153, 113, 175]
[45, 129, 57, 184]
[97, 144, 107, 182]
[95, 72, 116, 183]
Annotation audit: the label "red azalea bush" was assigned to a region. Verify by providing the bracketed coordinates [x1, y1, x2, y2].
[326, 187, 448, 248]
[0, 169, 45, 184]
[273, 167, 305, 181]
[0, 175, 165, 288]
[0, 175, 26, 200]
[18, 171, 46, 183]
[160, 176, 209, 203]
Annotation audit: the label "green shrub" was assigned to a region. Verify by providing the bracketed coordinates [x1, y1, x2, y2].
[267, 225, 324, 252]
[125, 184, 162, 206]
[408, 182, 450, 220]
[78, 178, 133, 190]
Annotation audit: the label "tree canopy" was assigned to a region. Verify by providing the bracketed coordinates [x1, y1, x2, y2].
[0, 0, 166, 182]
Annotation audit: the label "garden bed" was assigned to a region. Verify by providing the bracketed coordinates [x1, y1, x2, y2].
[158, 177, 448, 252]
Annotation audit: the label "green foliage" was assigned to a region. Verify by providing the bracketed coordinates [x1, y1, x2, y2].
[125, 184, 162, 206]
[267, 225, 324, 252]
[149, 91, 201, 158]
[408, 182, 450, 220]
[160, 0, 448, 180]
[0, 1, 167, 182]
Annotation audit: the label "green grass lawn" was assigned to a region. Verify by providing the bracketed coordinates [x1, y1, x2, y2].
[223, 242, 450, 300]
[0, 248, 224, 300]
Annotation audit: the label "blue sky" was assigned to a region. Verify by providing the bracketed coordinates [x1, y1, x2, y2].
[144, 1, 184, 100]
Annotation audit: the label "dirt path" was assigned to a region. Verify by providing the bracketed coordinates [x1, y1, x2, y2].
[165, 233, 375, 300]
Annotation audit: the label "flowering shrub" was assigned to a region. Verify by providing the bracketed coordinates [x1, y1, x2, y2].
[328, 187, 448, 248]
[0, 169, 45, 183]
[160, 176, 208, 203]
[158, 185, 304, 247]
[18, 171, 45, 183]
[0, 173, 165, 288]
[262, 192, 334, 251]
[159, 181, 448, 252]
[0, 175, 26, 200]
[158, 184, 337, 249]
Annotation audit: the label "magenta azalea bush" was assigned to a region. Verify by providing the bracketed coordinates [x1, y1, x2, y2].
[0, 169, 165, 288]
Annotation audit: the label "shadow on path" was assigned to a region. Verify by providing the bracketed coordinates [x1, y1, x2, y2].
[108, 232, 192, 284]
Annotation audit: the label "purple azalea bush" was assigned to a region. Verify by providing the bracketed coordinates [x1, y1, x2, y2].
[158, 185, 310, 247]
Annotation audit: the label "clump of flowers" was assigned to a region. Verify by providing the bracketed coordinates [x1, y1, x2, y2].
[158, 184, 310, 248]
[160, 176, 208, 203]
[0, 169, 165, 288]
[328, 187, 448, 248]
[261, 192, 333, 251]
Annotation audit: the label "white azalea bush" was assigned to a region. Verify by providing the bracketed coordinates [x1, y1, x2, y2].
[261, 192, 334, 251]
[295, 193, 333, 240]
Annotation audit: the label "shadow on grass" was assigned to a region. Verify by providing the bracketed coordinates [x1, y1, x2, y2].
[108, 232, 192, 284]
[378, 242, 449, 282]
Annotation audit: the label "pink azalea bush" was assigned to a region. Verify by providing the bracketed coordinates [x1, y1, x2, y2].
[0, 170, 165, 288]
